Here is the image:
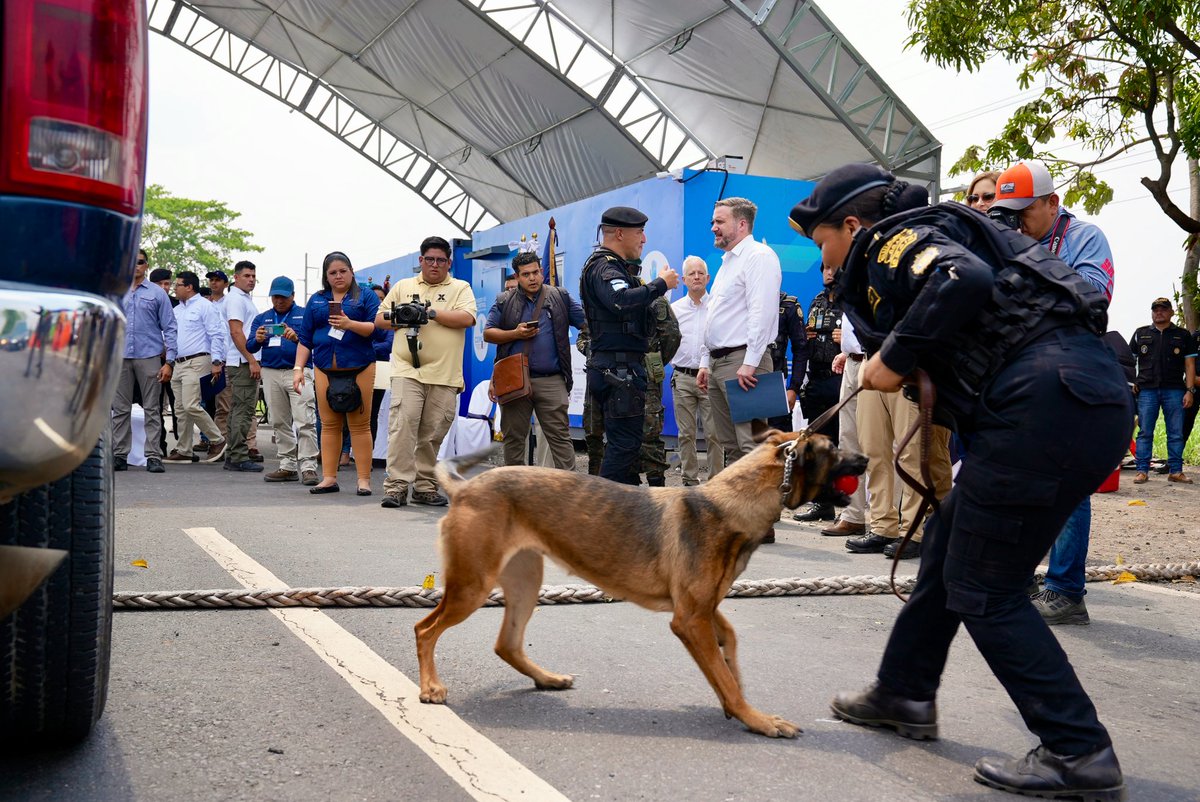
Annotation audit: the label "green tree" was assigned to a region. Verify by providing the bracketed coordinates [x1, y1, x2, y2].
[140, 184, 263, 276]
[906, 0, 1200, 327]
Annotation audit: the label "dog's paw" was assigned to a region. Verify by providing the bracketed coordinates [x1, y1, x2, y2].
[747, 712, 802, 738]
[534, 672, 574, 691]
[419, 683, 449, 704]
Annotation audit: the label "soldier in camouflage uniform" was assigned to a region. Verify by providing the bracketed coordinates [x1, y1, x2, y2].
[638, 293, 681, 485]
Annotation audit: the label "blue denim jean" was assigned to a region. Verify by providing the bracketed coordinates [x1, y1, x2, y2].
[1044, 498, 1091, 600]
[1135, 387, 1186, 473]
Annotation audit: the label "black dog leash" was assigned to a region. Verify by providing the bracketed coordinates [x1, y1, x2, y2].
[890, 369, 940, 601]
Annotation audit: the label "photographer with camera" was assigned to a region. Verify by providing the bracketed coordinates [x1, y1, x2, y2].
[293, 252, 380, 496]
[247, 276, 318, 485]
[375, 236, 477, 508]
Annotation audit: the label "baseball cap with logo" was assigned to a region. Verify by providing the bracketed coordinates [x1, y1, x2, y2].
[990, 160, 1056, 211]
[1151, 297, 1173, 310]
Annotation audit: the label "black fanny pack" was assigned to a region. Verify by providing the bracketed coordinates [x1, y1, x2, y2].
[326, 366, 368, 414]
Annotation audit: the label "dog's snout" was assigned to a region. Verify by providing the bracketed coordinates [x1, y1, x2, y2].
[836, 449, 868, 476]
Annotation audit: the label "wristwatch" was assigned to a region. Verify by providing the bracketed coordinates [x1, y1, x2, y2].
[427, 307, 438, 320]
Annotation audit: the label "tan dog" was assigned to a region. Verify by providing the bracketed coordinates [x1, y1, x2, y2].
[415, 429, 866, 737]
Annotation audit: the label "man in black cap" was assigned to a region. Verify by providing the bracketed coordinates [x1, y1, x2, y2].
[579, 207, 679, 483]
[1129, 296, 1196, 485]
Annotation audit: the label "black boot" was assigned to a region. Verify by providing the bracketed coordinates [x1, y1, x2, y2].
[830, 683, 938, 740]
[792, 502, 835, 522]
[647, 474, 666, 487]
[974, 744, 1126, 801]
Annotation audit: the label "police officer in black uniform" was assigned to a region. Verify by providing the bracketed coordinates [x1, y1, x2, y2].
[767, 292, 808, 431]
[1129, 297, 1197, 483]
[790, 164, 1131, 800]
[793, 274, 843, 522]
[579, 207, 679, 484]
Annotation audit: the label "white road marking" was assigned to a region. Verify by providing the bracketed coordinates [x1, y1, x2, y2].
[184, 527, 570, 802]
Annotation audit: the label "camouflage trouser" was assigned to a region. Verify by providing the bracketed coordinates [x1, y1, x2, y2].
[582, 392, 605, 475]
[638, 380, 667, 484]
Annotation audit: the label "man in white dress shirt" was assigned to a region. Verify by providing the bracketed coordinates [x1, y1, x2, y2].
[696, 197, 783, 464]
[164, 271, 228, 464]
[670, 256, 724, 485]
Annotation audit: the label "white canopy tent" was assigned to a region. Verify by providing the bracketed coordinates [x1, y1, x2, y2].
[147, 0, 940, 232]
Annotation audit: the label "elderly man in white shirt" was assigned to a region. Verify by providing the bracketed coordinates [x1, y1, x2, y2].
[670, 256, 725, 485]
[696, 197, 783, 463]
[165, 271, 229, 463]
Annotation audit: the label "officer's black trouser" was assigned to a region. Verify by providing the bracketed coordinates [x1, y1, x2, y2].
[875, 328, 1133, 756]
[799, 373, 840, 442]
[586, 354, 647, 485]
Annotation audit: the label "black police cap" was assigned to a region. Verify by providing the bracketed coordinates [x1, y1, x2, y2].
[788, 163, 895, 238]
[600, 206, 648, 228]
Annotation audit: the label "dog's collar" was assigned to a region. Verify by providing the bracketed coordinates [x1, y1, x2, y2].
[778, 439, 805, 499]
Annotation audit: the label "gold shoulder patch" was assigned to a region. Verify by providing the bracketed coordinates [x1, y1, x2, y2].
[909, 246, 939, 277]
[876, 228, 918, 269]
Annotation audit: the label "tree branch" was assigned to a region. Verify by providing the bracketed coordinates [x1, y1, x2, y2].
[1158, 15, 1200, 61]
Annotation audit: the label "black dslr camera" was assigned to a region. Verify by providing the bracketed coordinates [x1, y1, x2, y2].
[988, 206, 1022, 231]
[383, 294, 432, 367]
[383, 294, 430, 328]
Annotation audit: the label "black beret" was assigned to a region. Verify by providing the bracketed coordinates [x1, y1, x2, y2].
[788, 163, 895, 237]
[601, 206, 648, 228]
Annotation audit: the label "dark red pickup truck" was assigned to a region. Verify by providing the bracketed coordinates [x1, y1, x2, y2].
[0, 0, 148, 746]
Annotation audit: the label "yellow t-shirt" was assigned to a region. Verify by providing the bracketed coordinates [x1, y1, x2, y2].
[384, 275, 477, 389]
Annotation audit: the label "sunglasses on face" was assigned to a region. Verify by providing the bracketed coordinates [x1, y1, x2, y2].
[967, 192, 996, 204]
[136, 258, 147, 265]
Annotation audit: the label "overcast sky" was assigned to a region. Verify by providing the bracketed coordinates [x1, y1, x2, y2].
[145, 0, 1193, 337]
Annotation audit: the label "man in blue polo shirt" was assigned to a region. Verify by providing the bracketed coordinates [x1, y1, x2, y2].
[248, 276, 318, 485]
[992, 159, 1116, 626]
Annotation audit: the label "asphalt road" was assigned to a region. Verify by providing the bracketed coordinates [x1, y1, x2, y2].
[2, 439, 1198, 802]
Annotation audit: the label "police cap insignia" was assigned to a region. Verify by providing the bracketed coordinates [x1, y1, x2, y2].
[909, 246, 939, 277]
[601, 206, 648, 228]
[877, 228, 919, 269]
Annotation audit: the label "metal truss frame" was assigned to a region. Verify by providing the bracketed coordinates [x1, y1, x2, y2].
[147, 0, 500, 233]
[462, 0, 713, 172]
[726, 0, 942, 197]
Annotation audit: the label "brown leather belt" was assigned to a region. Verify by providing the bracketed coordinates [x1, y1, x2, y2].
[710, 344, 746, 359]
[847, 353, 865, 362]
[674, 366, 700, 376]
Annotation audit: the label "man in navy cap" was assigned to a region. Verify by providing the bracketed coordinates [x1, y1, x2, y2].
[579, 206, 679, 483]
[248, 276, 319, 485]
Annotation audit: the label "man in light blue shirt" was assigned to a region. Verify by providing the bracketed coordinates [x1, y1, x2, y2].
[113, 249, 178, 473]
[992, 160, 1117, 625]
[165, 271, 228, 464]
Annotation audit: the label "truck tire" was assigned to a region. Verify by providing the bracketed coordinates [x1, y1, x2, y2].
[0, 428, 113, 747]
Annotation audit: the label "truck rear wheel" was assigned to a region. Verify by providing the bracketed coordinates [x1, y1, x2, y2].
[0, 429, 113, 747]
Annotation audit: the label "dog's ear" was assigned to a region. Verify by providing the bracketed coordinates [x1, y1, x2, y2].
[754, 428, 785, 445]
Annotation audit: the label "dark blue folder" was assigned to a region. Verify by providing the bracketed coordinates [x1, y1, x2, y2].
[724, 371, 789, 423]
[200, 371, 226, 402]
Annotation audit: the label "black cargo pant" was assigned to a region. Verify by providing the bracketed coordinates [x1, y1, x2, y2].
[586, 353, 647, 485]
[874, 327, 1133, 755]
[799, 372, 840, 443]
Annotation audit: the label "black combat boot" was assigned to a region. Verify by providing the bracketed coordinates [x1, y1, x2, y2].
[830, 683, 938, 740]
[974, 744, 1126, 801]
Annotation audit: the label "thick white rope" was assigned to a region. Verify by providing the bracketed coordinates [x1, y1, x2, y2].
[111, 562, 1200, 610]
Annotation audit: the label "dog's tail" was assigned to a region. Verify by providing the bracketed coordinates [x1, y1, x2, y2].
[434, 446, 498, 500]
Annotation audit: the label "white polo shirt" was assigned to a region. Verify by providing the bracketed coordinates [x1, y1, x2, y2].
[223, 285, 258, 366]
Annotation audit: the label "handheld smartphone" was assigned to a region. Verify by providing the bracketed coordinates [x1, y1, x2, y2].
[270, 323, 287, 336]
[525, 320, 540, 329]
[328, 301, 342, 317]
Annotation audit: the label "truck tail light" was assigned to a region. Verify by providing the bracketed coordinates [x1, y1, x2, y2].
[1, 0, 148, 216]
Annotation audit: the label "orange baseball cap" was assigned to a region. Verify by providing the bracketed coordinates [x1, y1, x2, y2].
[991, 160, 1055, 210]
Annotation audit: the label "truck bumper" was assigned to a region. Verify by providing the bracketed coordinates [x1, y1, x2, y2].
[0, 286, 124, 501]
